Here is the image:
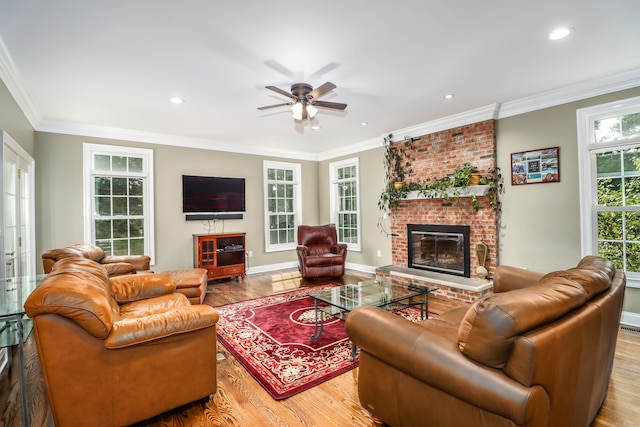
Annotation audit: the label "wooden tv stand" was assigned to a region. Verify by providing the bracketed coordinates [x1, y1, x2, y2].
[193, 232, 246, 281]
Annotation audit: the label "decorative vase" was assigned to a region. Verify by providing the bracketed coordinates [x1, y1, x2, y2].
[393, 182, 404, 190]
[468, 173, 482, 186]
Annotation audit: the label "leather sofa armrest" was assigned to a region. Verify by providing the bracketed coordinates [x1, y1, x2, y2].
[102, 255, 151, 271]
[105, 305, 219, 349]
[346, 306, 549, 424]
[331, 243, 348, 256]
[493, 265, 545, 293]
[296, 245, 309, 255]
[110, 274, 176, 304]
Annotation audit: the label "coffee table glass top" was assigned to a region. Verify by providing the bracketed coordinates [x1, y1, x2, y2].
[310, 278, 435, 312]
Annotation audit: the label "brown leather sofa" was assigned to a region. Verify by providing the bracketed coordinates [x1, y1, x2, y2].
[296, 224, 347, 279]
[25, 257, 219, 427]
[42, 242, 152, 276]
[346, 256, 625, 427]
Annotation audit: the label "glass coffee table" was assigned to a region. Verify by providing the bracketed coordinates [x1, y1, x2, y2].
[309, 278, 436, 360]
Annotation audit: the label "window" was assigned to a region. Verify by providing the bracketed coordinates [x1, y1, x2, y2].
[578, 95, 640, 288]
[330, 158, 361, 251]
[264, 160, 302, 252]
[83, 144, 155, 263]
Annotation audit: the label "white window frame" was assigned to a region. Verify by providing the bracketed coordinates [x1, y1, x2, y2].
[263, 160, 302, 252]
[330, 157, 361, 251]
[83, 143, 155, 264]
[577, 95, 640, 288]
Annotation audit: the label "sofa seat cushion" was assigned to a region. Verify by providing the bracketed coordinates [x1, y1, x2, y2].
[304, 253, 345, 267]
[103, 262, 137, 277]
[457, 278, 588, 368]
[119, 293, 191, 318]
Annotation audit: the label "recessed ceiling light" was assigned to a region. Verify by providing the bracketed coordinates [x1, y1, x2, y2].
[311, 125, 321, 130]
[361, 122, 368, 126]
[548, 27, 573, 41]
[444, 94, 454, 100]
[170, 97, 185, 104]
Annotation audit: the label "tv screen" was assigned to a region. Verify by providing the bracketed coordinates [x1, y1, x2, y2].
[182, 175, 246, 213]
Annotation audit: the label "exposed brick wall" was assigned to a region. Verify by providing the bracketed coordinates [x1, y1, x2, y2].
[390, 120, 498, 279]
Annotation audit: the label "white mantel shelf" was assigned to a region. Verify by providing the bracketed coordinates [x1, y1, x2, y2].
[403, 185, 490, 201]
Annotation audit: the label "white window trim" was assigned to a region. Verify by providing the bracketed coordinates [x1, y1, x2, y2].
[263, 160, 302, 252]
[329, 157, 362, 251]
[577, 95, 640, 288]
[83, 143, 155, 264]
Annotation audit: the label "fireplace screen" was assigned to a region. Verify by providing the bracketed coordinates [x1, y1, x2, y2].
[407, 224, 470, 277]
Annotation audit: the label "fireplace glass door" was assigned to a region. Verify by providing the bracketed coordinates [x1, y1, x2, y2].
[408, 224, 470, 277]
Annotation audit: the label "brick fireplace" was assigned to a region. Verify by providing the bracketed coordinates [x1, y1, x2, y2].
[385, 120, 498, 301]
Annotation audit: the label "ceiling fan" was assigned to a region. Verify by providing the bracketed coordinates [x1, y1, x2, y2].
[257, 82, 347, 121]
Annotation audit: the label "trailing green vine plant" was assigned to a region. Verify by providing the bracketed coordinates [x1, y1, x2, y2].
[378, 134, 415, 212]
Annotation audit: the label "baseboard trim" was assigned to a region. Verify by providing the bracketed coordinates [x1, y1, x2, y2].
[621, 311, 640, 329]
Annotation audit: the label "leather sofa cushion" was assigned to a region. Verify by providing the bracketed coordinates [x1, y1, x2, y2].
[103, 262, 137, 277]
[541, 255, 614, 299]
[44, 243, 106, 263]
[304, 253, 344, 267]
[110, 274, 176, 304]
[458, 278, 588, 368]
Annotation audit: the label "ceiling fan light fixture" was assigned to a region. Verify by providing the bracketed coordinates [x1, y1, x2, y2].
[291, 102, 303, 120]
[306, 104, 318, 119]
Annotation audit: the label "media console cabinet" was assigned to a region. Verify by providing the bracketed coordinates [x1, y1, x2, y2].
[193, 232, 246, 281]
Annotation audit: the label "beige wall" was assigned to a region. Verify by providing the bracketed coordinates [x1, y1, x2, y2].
[318, 147, 392, 269]
[0, 80, 35, 154]
[35, 132, 319, 273]
[496, 87, 640, 313]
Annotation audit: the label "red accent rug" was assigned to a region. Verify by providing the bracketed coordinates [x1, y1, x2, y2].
[214, 284, 432, 400]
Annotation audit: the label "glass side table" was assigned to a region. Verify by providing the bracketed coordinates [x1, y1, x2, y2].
[0, 274, 45, 427]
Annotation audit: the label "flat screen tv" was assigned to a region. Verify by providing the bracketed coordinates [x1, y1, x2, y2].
[182, 175, 246, 213]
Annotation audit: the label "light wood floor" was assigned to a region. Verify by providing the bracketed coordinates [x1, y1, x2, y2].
[1, 268, 639, 426]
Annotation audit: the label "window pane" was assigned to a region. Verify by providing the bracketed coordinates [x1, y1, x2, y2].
[113, 240, 129, 256]
[95, 154, 111, 171]
[113, 197, 128, 216]
[130, 219, 144, 238]
[95, 197, 111, 216]
[95, 177, 111, 195]
[130, 197, 144, 215]
[129, 178, 143, 196]
[113, 219, 128, 238]
[597, 212, 622, 240]
[112, 156, 127, 172]
[112, 178, 127, 195]
[597, 178, 622, 206]
[130, 238, 144, 255]
[95, 220, 111, 239]
[625, 177, 640, 205]
[128, 157, 143, 173]
[627, 212, 640, 241]
[96, 240, 112, 255]
[626, 242, 640, 272]
[598, 241, 623, 269]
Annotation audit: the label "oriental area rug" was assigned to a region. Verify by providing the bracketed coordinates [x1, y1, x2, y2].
[214, 284, 430, 400]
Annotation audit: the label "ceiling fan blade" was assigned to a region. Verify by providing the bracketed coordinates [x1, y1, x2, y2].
[265, 85, 297, 101]
[257, 102, 292, 110]
[312, 100, 347, 110]
[306, 82, 337, 101]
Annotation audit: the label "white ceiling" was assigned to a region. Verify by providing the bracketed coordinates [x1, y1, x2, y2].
[1, 0, 639, 159]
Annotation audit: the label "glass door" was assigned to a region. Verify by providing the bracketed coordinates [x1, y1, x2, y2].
[1, 131, 35, 279]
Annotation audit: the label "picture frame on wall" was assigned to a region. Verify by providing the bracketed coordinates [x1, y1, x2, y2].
[511, 146, 560, 185]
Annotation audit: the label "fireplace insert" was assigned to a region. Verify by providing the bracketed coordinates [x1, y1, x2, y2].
[407, 224, 470, 277]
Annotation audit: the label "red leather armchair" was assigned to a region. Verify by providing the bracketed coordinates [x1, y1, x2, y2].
[296, 224, 347, 279]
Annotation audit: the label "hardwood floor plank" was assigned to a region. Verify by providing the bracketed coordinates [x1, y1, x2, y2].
[1, 268, 638, 426]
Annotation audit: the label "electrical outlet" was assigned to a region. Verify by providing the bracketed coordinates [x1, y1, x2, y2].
[377, 250, 382, 257]
[248, 251, 253, 257]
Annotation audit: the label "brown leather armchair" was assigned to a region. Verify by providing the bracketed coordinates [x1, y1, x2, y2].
[25, 257, 219, 427]
[296, 224, 347, 279]
[42, 242, 152, 276]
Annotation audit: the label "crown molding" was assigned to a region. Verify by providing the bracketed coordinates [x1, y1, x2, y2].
[497, 68, 640, 119]
[0, 34, 40, 128]
[37, 119, 320, 161]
